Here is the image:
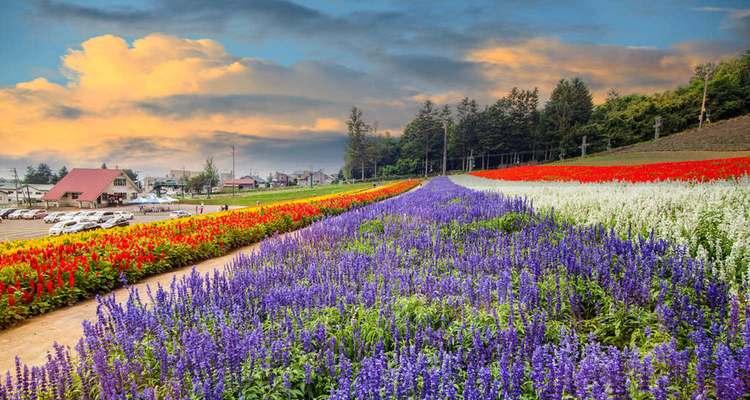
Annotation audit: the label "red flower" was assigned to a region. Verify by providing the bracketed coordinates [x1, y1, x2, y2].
[471, 157, 750, 183]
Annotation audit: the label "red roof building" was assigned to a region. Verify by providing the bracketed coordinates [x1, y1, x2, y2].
[42, 168, 141, 208]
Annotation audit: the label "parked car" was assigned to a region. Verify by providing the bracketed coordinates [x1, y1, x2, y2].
[43, 211, 68, 223]
[0, 208, 19, 218]
[62, 221, 100, 234]
[22, 209, 47, 220]
[49, 220, 79, 236]
[7, 209, 28, 219]
[168, 210, 192, 219]
[100, 216, 130, 229]
[71, 211, 97, 222]
[114, 211, 134, 220]
[82, 211, 117, 223]
[58, 211, 84, 222]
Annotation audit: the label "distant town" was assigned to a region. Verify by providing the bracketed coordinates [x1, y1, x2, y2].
[0, 162, 337, 209]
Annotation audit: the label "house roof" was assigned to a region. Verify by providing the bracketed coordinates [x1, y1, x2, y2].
[42, 168, 127, 202]
[223, 178, 255, 186]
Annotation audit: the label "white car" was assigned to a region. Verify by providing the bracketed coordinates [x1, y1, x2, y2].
[84, 211, 116, 223]
[7, 209, 28, 219]
[100, 216, 130, 229]
[49, 220, 79, 236]
[43, 211, 67, 223]
[114, 211, 134, 220]
[168, 210, 192, 219]
[72, 211, 98, 222]
[62, 221, 100, 234]
[58, 211, 84, 222]
[24, 209, 48, 220]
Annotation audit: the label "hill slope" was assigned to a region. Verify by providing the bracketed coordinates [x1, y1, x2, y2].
[556, 114, 750, 165]
[614, 114, 750, 153]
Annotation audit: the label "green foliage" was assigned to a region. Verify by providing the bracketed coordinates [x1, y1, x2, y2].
[692, 208, 733, 263]
[544, 78, 593, 149]
[359, 219, 385, 235]
[476, 212, 533, 233]
[23, 163, 56, 184]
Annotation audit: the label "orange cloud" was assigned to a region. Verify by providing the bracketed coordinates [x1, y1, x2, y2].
[466, 37, 735, 102]
[0, 34, 364, 172]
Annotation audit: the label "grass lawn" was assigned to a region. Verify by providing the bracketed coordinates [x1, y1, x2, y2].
[179, 182, 380, 206]
[552, 150, 750, 166]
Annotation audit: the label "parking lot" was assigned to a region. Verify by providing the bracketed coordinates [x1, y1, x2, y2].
[0, 204, 241, 242]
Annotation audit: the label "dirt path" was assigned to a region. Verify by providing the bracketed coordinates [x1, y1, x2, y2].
[0, 235, 282, 375]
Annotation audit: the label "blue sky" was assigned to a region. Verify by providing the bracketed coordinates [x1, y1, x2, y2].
[0, 0, 748, 176]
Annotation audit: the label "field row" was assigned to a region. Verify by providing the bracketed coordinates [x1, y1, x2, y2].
[0, 180, 419, 328]
[471, 157, 750, 183]
[1, 177, 746, 399]
[451, 174, 750, 288]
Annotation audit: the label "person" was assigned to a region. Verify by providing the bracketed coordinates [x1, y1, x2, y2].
[200, 202, 204, 214]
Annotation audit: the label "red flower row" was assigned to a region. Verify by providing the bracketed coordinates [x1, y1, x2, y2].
[471, 157, 750, 183]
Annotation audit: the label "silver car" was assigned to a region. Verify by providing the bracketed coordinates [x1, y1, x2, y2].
[62, 221, 100, 234]
[49, 220, 78, 236]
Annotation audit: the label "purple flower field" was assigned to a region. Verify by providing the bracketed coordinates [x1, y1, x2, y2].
[2, 177, 748, 399]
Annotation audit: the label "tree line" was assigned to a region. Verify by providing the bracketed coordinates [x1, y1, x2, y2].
[20, 163, 139, 185]
[344, 50, 750, 177]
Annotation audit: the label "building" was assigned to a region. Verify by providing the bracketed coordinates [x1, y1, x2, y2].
[0, 185, 13, 205]
[0, 183, 53, 205]
[143, 177, 184, 195]
[291, 170, 335, 186]
[270, 172, 290, 187]
[250, 175, 269, 188]
[223, 178, 256, 190]
[42, 168, 141, 208]
[166, 169, 201, 181]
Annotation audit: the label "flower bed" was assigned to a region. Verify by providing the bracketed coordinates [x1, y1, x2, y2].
[452, 175, 750, 287]
[0, 180, 419, 328]
[2, 178, 746, 399]
[470, 156, 750, 183]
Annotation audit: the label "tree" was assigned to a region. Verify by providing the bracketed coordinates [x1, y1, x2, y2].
[400, 101, 443, 176]
[345, 107, 371, 180]
[123, 169, 138, 182]
[23, 163, 54, 184]
[101, 163, 108, 169]
[453, 97, 480, 171]
[544, 78, 593, 152]
[202, 157, 219, 198]
[53, 166, 68, 184]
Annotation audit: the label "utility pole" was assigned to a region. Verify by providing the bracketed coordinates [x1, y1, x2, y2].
[697, 62, 715, 129]
[231, 144, 236, 197]
[580, 135, 588, 157]
[654, 116, 662, 139]
[442, 119, 449, 175]
[12, 168, 19, 204]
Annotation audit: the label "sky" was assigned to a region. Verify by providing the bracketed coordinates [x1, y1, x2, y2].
[0, 0, 748, 178]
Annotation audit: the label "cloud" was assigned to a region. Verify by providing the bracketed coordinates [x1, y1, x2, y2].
[694, 7, 750, 38]
[136, 94, 336, 119]
[465, 37, 740, 101]
[0, 33, 411, 175]
[194, 130, 347, 174]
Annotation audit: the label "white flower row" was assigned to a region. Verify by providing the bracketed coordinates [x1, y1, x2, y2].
[450, 174, 750, 288]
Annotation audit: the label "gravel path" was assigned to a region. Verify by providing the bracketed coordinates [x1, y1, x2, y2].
[0, 234, 284, 375]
